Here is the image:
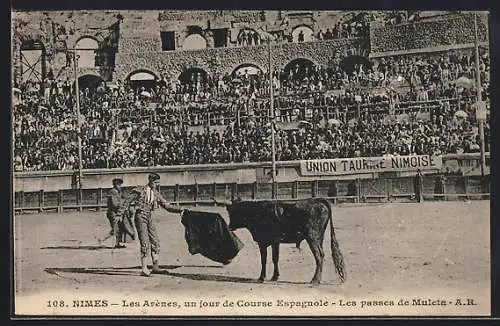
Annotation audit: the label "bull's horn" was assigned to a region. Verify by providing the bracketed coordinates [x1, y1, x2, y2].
[215, 199, 232, 206]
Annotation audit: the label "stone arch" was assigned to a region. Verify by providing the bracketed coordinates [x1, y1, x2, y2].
[183, 34, 208, 50]
[126, 69, 159, 91]
[340, 55, 372, 74]
[345, 45, 370, 58]
[291, 25, 315, 43]
[74, 35, 100, 48]
[73, 31, 105, 45]
[231, 63, 264, 77]
[178, 67, 209, 85]
[127, 70, 158, 81]
[76, 74, 105, 90]
[57, 67, 102, 84]
[283, 57, 316, 79]
[75, 36, 99, 68]
[237, 28, 261, 46]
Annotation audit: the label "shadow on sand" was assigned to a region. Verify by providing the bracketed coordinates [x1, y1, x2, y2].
[165, 272, 331, 285]
[45, 264, 223, 277]
[44, 265, 338, 285]
[166, 271, 259, 284]
[41, 245, 118, 250]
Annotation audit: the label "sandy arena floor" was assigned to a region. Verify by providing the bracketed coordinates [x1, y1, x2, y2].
[13, 201, 490, 316]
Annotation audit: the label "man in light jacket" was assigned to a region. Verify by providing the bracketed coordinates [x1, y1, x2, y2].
[124, 173, 183, 277]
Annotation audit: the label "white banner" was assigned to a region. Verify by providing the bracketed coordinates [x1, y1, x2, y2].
[300, 155, 442, 176]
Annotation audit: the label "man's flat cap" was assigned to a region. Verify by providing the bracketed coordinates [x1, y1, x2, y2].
[112, 178, 124, 185]
[148, 173, 161, 182]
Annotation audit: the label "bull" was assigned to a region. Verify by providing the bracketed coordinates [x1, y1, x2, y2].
[217, 198, 346, 285]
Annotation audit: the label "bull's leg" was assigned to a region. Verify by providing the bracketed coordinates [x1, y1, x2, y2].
[258, 243, 267, 282]
[271, 241, 280, 281]
[306, 238, 325, 285]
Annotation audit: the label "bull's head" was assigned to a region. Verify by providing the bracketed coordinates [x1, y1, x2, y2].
[215, 197, 246, 231]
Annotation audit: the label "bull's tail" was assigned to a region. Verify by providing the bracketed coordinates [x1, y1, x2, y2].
[321, 199, 346, 283]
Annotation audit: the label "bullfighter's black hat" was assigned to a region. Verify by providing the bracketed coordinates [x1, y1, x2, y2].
[112, 178, 123, 186]
[148, 173, 161, 182]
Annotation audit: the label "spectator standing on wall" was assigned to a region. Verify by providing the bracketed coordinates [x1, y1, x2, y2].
[325, 28, 333, 39]
[253, 31, 260, 45]
[317, 29, 324, 40]
[298, 30, 305, 43]
[327, 180, 338, 198]
[434, 174, 446, 200]
[347, 180, 357, 198]
[414, 169, 424, 203]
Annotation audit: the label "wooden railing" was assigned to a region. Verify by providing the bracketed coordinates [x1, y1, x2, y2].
[13, 175, 489, 214]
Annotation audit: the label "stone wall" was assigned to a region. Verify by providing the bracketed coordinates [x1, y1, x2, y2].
[117, 11, 161, 46]
[113, 38, 369, 81]
[12, 10, 122, 83]
[12, 10, 351, 84]
[13, 10, 491, 85]
[158, 10, 269, 25]
[370, 12, 489, 57]
[13, 154, 484, 192]
[119, 36, 162, 53]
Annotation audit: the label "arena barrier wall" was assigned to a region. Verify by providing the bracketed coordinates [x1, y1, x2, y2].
[13, 175, 489, 214]
[13, 153, 490, 213]
[13, 153, 489, 192]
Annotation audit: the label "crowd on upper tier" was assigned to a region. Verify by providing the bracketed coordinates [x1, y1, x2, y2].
[13, 47, 490, 171]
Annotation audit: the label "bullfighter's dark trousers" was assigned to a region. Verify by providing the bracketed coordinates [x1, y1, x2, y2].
[134, 209, 160, 258]
[107, 212, 121, 241]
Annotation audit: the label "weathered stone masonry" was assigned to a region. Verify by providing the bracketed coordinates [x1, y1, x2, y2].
[12, 10, 490, 85]
[113, 38, 369, 81]
[369, 12, 489, 57]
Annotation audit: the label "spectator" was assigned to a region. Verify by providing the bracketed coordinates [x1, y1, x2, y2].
[298, 30, 304, 43]
[13, 42, 489, 171]
[434, 174, 446, 199]
[413, 169, 424, 203]
[328, 181, 338, 197]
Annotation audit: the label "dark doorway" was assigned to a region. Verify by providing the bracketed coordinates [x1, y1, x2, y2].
[187, 25, 204, 35]
[212, 28, 228, 48]
[284, 58, 315, 80]
[340, 55, 372, 74]
[178, 68, 208, 85]
[77, 75, 104, 90]
[161, 31, 176, 51]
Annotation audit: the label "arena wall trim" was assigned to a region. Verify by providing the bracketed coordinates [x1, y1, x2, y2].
[13, 153, 489, 193]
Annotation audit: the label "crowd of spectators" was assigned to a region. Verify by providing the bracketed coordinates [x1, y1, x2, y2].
[228, 11, 424, 47]
[237, 29, 262, 46]
[276, 108, 487, 161]
[317, 20, 369, 41]
[13, 47, 490, 172]
[370, 12, 488, 53]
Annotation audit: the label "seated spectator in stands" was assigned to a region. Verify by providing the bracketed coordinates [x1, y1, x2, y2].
[13, 45, 489, 171]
